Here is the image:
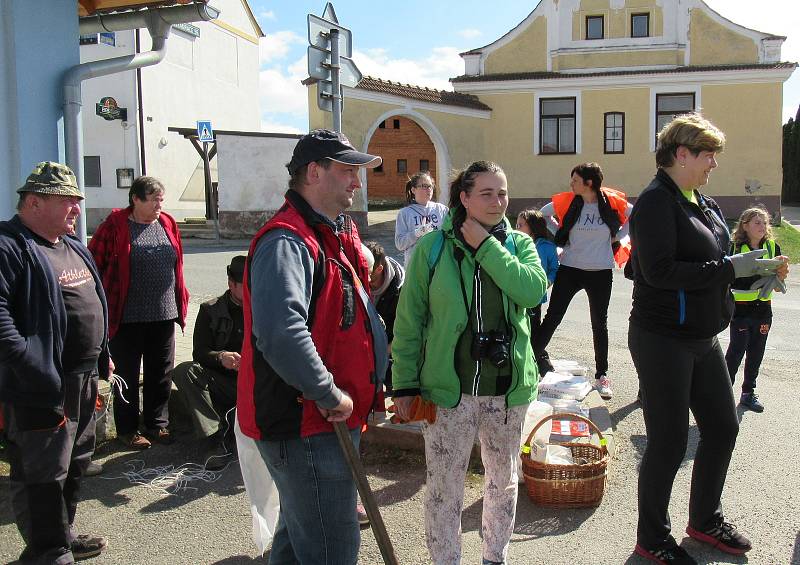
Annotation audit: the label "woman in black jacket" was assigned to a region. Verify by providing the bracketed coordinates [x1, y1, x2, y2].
[627, 113, 786, 565]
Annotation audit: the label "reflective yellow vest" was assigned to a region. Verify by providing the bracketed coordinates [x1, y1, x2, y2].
[731, 240, 777, 302]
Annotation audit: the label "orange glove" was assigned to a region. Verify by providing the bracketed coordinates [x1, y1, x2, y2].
[388, 396, 437, 424]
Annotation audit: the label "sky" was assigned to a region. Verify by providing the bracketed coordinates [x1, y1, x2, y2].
[248, 0, 800, 134]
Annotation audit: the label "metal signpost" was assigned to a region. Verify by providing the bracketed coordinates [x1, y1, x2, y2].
[307, 3, 362, 133]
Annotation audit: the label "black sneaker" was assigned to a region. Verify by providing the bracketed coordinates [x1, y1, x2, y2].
[536, 355, 554, 376]
[71, 533, 108, 561]
[686, 518, 752, 555]
[634, 543, 697, 564]
[740, 392, 764, 413]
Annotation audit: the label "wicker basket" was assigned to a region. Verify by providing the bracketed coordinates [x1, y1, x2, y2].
[521, 412, 609, 508]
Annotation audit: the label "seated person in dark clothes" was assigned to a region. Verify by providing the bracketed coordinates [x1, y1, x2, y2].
[364, 241, 405, 393]
[172, 255, 245, 469]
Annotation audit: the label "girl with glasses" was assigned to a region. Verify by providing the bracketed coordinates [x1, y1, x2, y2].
[395, 171, 449, 266]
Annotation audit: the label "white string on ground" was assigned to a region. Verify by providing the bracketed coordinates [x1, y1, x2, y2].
[97, 407, 240, 494]
[98, 459, 232, 496]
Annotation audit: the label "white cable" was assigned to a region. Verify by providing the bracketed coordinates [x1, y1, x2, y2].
[99, 459, 231, 496]
[97, 409, 241, 494]
[108, 373, 130, 404]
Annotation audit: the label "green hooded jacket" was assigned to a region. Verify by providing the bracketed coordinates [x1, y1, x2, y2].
[391, 212, 548, 408]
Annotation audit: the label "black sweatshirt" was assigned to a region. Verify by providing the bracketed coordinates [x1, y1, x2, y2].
[628, 169, 735, 339]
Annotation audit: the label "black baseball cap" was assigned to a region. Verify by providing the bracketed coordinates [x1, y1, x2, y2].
[287, 129, 382, 175]
[227, 255, 246, 283]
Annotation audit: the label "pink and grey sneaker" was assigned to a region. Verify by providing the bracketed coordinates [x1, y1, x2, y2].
[634, 543, 697, 564]
[356, 502, 369, 526]
[595, 374, 613, 400]
[686, 518, 751, 555]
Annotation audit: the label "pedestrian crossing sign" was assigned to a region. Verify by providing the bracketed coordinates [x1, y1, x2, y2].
[196, 120, 214, 142]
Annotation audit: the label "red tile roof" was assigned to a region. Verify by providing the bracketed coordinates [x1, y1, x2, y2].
[451, 62, 797, 83]
[355, 76, 491, 111]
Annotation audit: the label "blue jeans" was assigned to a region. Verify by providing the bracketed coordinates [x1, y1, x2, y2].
[257, 429, 361, 565]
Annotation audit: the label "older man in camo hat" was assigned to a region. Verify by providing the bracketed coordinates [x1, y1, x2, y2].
[0, 162, 111, 563]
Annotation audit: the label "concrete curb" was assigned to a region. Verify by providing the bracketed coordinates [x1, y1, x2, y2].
[363, 389, 617, 462]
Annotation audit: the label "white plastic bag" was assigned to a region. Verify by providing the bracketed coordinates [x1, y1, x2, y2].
[550, 359, 589, 377]
[235, 414, 280, 555]
[545, 444, 574, 465]
[537, 371, 593, 401]
[537, 396, 590, 418]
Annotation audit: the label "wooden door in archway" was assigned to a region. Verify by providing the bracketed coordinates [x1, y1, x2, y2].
[366, 116, 437, 205]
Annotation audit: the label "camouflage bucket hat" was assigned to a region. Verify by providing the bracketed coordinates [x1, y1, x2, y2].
[17, 161, 83, 199]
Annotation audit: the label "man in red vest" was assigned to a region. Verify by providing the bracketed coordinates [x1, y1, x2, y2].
[237, 130, 387, 563]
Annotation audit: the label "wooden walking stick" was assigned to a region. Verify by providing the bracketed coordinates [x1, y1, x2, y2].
[333, 421, 400, 565]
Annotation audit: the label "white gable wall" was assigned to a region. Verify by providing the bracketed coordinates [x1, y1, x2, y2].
[80, 0, 261, 230]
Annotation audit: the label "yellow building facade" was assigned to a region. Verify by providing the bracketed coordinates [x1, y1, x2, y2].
[308, 0, 795, 218]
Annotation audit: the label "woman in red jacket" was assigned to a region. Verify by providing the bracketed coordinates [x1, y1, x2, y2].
[89, 176, 188, 450]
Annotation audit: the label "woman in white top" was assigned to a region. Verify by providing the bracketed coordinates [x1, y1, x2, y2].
[394, 172, 449, 266]
[532, 162, 632, 400]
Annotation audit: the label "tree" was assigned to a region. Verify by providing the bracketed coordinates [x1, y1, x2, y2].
[783, 104, 800, 203]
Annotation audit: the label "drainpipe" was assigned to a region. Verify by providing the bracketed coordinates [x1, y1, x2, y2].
[135, 29, 147, 176]
[64, 4, 220, 243]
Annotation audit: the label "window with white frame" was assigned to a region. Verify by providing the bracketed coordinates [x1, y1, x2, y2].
[540, 97, 576, 154]
[604, 112, 624, 154]
[656, 93, 696, 140]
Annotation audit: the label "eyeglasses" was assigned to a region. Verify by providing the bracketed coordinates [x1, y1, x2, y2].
[415, 184, 434, 190]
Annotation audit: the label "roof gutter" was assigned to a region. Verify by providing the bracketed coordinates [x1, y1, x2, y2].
[64, 3, 220, 243]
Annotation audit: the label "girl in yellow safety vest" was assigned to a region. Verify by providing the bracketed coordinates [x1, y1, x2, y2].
[724, 207, 790, 413]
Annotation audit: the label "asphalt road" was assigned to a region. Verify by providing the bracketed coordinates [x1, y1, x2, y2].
[2, 213, 799, 564]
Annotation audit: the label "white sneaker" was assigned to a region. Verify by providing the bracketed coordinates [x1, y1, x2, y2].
[595, 375, 613, 400]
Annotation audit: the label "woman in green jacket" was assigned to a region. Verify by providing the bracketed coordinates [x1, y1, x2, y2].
[392, 160, 547, 565]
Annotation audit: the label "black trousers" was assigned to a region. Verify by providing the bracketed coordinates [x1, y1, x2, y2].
[629, 324, 739, 549]
[171, 361, 237, 444]
[725, 314, 771, 393]
[532, 265, 612, 376]
[527, 304, 543, 337]
[5, 369, 99, 565]
[110, 320, 175, 435]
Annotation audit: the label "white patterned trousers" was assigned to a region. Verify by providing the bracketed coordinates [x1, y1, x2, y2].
[423, 395, 528, 565]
